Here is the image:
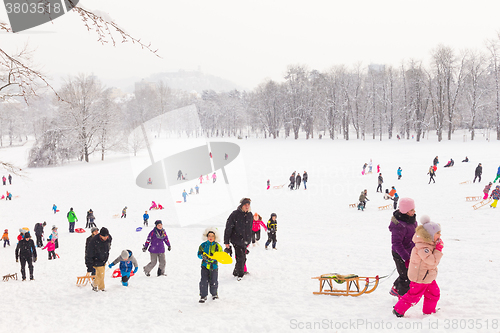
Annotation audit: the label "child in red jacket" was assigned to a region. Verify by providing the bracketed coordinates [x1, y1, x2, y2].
[43, 239, 57, 260]
[251, 213, 267, 246]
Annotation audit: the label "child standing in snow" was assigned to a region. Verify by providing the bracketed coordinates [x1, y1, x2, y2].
[49, 225, 59, 249]
[199, 175, 203, 184]
[362, 163, 367, 175]
[43, 239, 56, 260]
[483, 182, 493, 200]
[197, 227, 223, 303]
[143, 211, 149, 226]
[2, 229, 9, 247]
[195, 185, 199, 194]
[265, 213, 278, 250]
[121, 206, 127, 218]
[393, 215, 443, 317]
[397, 167, 403, 180]
[368, 159, 373, 174]
[490, 185, 500, 208]
[52, 204, 57, 214]
[182, 190, 188, 202]
[212, 172, 217, 183]
[267, 179, 270, 190]
[108, 250, 138, 286]
[252, 213, 267, 245]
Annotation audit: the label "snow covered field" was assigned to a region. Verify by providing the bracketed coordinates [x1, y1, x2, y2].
[1, 135, 499, 333]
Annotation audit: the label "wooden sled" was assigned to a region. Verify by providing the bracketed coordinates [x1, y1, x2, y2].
[3, 273, 17, 281]
[76, 272, 95, 287]
[466, 196, 482, 202]
[349, 203, 357, 208]
[112, 214, 120, 218]
[473, 198, 492, 210]
[378, 205, 392, 211]
[312, 273, 379, 297]
[273, 184, 285, 189]
[459, 180, 472, 185]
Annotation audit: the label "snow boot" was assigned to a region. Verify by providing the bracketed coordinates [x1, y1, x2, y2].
[212, 295, 219, 300]
[199, 297, 207, 303]
[393, 308, 404, 318]
[389, 286, 400, 298]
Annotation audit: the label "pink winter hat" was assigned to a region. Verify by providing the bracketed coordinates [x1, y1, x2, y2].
[399, 198, 415, 214]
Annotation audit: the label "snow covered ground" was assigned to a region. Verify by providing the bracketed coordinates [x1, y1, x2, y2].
[1, 134, 499, 333]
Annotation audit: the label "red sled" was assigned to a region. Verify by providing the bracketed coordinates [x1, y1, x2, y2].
[112, 268, 135, 278]
[56, 210, 60, 212]
[433, 165, 437, 171]
[75, 228, 86, 233]
[176, 201, 182, 203]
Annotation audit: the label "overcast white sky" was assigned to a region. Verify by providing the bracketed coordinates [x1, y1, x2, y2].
[2, 0, 500, 90]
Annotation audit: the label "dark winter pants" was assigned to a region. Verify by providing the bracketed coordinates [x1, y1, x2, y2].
[20, 256, 34, 280]
[122, 272, 131, 286]
[232, 245, 247, 278]
[3, 239, 10, 247]
[296, 181, 301, 189]
[429, 175, 435, 184]
[392, 250, 410, 296]
[376, 184, 382, 192]
[265, 232, 277, 249]
[251, 230, 261, 244]
[144, 219, 148, 226]
[398, 175, 402, 180]
[48, 251, 56, 260]
[393, 197, 399, 210]
[87, 218, 96, 228]
[199, 266, 218, 297]
[121, 213, 126, 218]
[289, 182, 295, 190]
[35, 234, 43, 248]
[474, 174, 481, 183]
[54, 239, 59, 249]
[69, 222, 75, 233]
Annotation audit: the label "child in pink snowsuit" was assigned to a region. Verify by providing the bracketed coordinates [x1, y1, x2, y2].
[199, 175, 203, 184]
[251, 213, 267, 245]
[43, 239, 57, 260]
[483, 182, 493, 200]
[393, 215, 443, 317]
[149, 201, 157, 210]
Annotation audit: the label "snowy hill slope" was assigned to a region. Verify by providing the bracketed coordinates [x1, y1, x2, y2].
[0, 136, 499, 332]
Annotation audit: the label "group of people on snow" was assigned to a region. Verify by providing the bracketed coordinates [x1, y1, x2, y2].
[288, 171, 308, 190]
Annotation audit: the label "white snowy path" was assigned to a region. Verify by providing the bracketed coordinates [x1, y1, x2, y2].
[0, 136, 499, 333]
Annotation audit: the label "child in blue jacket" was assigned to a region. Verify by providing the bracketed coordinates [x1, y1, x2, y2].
[109, 250, 138, 286]
[143, 211, 149, 226]
[197, 227, 223, 303]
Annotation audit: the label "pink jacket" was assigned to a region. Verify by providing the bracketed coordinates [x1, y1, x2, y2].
[407, 226, 443, 284]
[252, 220, 267, 232]
[43, 241, 55, 252]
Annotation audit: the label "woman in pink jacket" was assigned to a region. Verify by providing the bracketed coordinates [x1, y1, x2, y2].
[251, 213, 267, 245]
[393, 215, 443, 317]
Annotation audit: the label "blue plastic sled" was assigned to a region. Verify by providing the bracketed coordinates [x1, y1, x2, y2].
[136, 227, 143, 232]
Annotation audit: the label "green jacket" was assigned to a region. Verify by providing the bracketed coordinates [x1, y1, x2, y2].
[67, 210, 78, 223]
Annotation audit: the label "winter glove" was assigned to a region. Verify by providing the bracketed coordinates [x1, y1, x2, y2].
[133, 267, 138, 274]
[142, 245, 148, 252]
[33, 257, 37, 263]
[202, 254, 210, 261]
[224, 246, 232, 257]
[435, 239, 444, 252]
[108, 263, 115, 269]
[168, 246, 171, 251]
[16, 259, 18, 263]
[87, 266, 94, 273]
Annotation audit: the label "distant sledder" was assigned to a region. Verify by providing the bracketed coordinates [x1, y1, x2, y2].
[358, 189, 369, 211]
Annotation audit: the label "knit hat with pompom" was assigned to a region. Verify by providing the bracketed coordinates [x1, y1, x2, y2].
[420, 215, 441, 240]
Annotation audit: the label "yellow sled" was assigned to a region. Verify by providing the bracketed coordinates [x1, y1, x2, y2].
[205, 252, 233, 264]
[312, 273, 379, 297]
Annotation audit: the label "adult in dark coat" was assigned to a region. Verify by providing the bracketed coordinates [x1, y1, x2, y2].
[85, 227, 99, 274]
[224, 198, 253, 280]
[15, 232, 37, 280]
[85, 227, 112, 291]
[388, 198, 417, 297]
[34, 222, 46, 248]
[377, 173, 383, 192]
[473, 163, 482, 183]
[433, 156, 439, 166]
[289, 172, 296, 190]
[296, 173, 302, 189]
[303, 171, 308, 190]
